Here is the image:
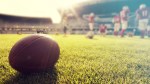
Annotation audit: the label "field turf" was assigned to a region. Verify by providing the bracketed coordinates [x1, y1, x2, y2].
[0, 34, 150, 84]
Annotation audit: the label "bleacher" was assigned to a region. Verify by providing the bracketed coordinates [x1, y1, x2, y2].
[0, 14, 53, 34]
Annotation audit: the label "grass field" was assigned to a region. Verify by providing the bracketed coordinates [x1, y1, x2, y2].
[0, 34, 150, 84]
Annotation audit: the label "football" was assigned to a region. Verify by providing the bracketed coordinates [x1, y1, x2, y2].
[9, 34, 60, 73]
[86, 31, 94, 39]
[127, 32, 134, 37]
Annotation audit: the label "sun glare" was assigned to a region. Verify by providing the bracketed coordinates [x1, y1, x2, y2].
[55, 0, 88, 9]
[0, 0, 88, 23]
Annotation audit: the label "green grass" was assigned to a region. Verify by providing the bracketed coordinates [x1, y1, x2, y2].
[0, 34, 150, 84]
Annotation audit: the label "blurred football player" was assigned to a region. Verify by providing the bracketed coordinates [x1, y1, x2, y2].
[136, 4, 150, 38]
[86, 12, 95, 39]
[120, 6, 130, 37]
[63, 26, 67, 36]
[99, 24, 107, 37]
[88, 13, 95, 31]
[112, 14, 121, 36]
[62, 10, 68, 25]
[61, 11, 69, 36]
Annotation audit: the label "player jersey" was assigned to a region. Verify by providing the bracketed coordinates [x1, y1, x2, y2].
[99, 25, 107, 30]
[114, 15, 121, 23]
[136, 8, 150, 20]
[120, 10, 130, 21]
[88, 15, 94, 23]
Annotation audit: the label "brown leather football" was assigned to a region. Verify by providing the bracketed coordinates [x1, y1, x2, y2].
[9, 34, 60, 73]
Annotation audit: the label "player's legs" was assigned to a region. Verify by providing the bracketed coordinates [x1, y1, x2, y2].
[120, 29, 126, 37]
[114, 23, 120, 36]
[114, 24, 118, 36]
[139, 19, 148, 38]
[89, 23, 94, 31]
[100, 29, 106, 37]
[120, 21, 128, 37]
[147, 26, 150, 37]
[140, 30, 145, 38]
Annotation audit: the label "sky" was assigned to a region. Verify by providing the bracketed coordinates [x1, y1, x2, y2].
[0, 0, 88, 23]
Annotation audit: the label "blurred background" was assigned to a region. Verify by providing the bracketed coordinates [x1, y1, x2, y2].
[0, 0, 149, 35]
